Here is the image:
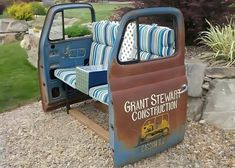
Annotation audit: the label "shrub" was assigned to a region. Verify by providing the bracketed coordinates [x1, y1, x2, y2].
[198, 20, 235, 66]
[6, 3, 33, 21]
[31, 2, 46, 15]
[0, 3, 6, 15]
[65, 24, 91, 38]
[111, 0, 235, 45]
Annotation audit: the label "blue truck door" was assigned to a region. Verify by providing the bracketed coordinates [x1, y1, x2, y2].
[38, 4, 95, 111]
[108, 8, 188, 166]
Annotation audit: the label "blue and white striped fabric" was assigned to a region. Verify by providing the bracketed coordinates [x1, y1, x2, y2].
[106, 22, 119, 46]
[92, 21, 119, 46]
[131, 49, 161, 61]
[54, 21, 118, 94]
[54, 68, 76, 89]
[89, 42, 113, 65]
[89, 84, 109, 105]
[89, 21, 119, 66]
[139, 51, 159, 61]
[54, 21, 176, 106]
[135, 24, 175, 57]
[92, 21, 108, 45]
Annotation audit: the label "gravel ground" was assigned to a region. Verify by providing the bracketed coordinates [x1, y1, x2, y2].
[0, 101, 234, 168]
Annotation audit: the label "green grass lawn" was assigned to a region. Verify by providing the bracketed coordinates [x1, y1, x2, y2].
[64, 3, 130, 24]
[0, 42, 39, 113]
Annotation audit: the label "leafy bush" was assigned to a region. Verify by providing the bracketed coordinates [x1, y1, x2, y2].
[198, 20, 235, 66]
[111, 0, 235, 45]
[0, 3, 6, 15]
[65, 24, 91, 38]
[6, 3, 33, 21]
[31, 2, 46, 15]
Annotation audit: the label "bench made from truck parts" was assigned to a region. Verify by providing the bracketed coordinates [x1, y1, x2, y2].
[54, 21, 175, 105]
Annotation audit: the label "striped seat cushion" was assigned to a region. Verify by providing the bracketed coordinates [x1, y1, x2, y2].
[54, 68, 76, 89]
[89, 42, 113, 65]
[89, 84, 109, 105]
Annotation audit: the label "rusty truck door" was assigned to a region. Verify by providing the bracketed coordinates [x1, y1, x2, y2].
[108, 8, 187, 166]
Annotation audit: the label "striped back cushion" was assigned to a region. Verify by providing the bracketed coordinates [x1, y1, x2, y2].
[89, 21, 119, 65]
[92, 21, 119, 46]
[118, 24, 175, 62]
[89, 21, 175, 65]
[136, 24, 175, 58]
[89, 42, 113, 65]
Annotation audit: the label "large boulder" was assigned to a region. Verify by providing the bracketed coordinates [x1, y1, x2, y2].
[8, 20, 29, 32]
[0, 19, 29, 32]
[203, 79, 235, 129]
[20, 33, 40, 68]
[0, 19, 27, 45]
[206, 67, 235, 79]
[0, 20, 10, 32]
[0, 33, 18, 45]
[185, 61, 207, 97]
[187, 97, 204, 121]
